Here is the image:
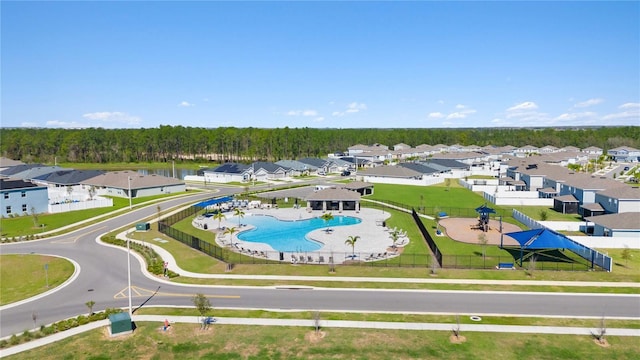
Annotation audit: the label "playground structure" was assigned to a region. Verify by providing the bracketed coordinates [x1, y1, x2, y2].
[470, 204, 497, 232]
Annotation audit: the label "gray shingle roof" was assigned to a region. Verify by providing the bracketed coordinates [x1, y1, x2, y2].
[586, 212, 640, 230]
[597, 186, 640, 200]
[306, 187, 361, 201]
[252, 161, 290, 173]
[581, 202, 604, 211]
[82, 170, 184, 189]
[398, 162, 440, 174]
[33, 170, 105, 185]
[275, 160, 314, 171]
[555, 194, 579, 202]
[359, 165, 422, 178]
[210, 163, 250, 174]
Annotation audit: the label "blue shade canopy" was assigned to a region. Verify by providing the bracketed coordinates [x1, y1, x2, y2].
[506, 228, 579, 250]
[475, 204, 496, 214]
[195, 196, 233, 208]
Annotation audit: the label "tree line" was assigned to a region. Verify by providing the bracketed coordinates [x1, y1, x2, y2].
[1, 125, 638, 164]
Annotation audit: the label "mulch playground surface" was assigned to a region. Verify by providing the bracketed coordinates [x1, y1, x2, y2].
[438, 217, 521, 246]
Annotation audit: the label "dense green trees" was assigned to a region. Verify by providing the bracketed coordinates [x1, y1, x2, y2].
[2, 126, 638, 164]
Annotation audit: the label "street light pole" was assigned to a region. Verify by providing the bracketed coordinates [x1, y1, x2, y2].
[128, 176, 132, 210]
[127, 232, 133, 316]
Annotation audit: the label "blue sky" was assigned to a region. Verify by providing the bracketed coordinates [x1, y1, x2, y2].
[2, 1, 639, 129]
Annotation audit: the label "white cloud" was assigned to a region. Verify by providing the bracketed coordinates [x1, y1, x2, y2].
[428, 112, 445, 119]
[20, 121, 38, 127]
[287, 109, 318, 117]
[455, 104, 466, 109]
[447, 109, 477, 120]
[179, 101, 195, 107]
[507, 101, 538, 112]
[573, 98, 603, 108]
[79, 111, 142, 127]
[346, 102, 367, 113]
[603, 110, 640, 121]
[554, 112, 597, 121]
[332, 102, 367, 117]
[313, 117, 325, 123]
[619, 102, 640, 109]
[437, 100, 444, 105]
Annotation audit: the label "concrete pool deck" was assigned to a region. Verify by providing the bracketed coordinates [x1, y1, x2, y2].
[195, 207, 405, 263]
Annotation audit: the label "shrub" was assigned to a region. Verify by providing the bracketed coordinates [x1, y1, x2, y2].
[77, 315, 89, 325]
[9, 335, 19, 345]
[539, 210, 548, 221]
[42, 325, 55, 335]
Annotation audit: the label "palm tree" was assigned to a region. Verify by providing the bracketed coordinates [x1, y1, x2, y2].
[320, 212, 334, 232]
[389, 229, 400, 248]
[345, 235, 360, 257]
[223, 226, 238, 245]
[234, 208, 245, 227]
[213, 211, 225, 229]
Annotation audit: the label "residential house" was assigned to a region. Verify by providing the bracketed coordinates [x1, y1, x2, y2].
[582, 146, 603, 156]
[82, 171, 186, 198]
[201, 163, 251, 183]
[594, 187, 640, 214]
[251, 162, 292, 181]
[585, 213, 640, 238]
[607, 146, 640, 162]
[0, 179, 48, 216]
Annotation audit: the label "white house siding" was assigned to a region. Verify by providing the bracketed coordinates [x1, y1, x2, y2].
[618, 200, 640, 213]
[204, 172, 246, 183]
[358, 175, 443, 187]
[135, 184, 185, 197]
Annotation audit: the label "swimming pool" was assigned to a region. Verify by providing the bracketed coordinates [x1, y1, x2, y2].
[237, 214, 361, 252]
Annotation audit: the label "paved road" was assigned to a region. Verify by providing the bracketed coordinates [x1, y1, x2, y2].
[1, 184, 639, 338]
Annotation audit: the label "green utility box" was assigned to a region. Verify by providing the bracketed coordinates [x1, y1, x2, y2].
[108, 312, 133, 337]
[136, 222, 150, 231]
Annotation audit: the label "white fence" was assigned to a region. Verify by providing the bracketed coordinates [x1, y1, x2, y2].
[539, 221, 586, 232]
[569, 235, 640, 249]
[48, 198, 113, 214]
[484, 192, 554, 206]
[357, 176, 444, 187]
[512, 209, 544, 230]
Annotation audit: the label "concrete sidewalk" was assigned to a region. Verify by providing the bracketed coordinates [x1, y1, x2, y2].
[3, 315, 639, 358]
[120, 231, 640, 288]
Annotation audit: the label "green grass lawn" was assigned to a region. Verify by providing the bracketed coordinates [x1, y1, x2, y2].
[0, 192, 191, 238]
[5, 321, 639, 360]
[512, 206, 583, 222]
[0, 254, 75, 305]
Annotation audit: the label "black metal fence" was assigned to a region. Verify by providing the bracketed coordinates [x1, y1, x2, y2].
[157, 198, 594, 271]
[369, 198, 509, 218]
[412, 208, 443, 267]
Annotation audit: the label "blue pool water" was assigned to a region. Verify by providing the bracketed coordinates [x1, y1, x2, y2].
[237, 215, 361, 252]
